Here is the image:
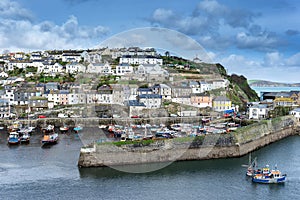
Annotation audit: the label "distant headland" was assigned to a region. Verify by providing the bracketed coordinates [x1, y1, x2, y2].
[248, 80, 300, 87]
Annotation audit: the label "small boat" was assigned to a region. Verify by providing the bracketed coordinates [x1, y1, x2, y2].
[41, 132, 59, 145]
[41, 124, 58, 145]
[252, 165, 286, 184]
[19, 132, 30, 144]
[7, 132, 20, 145]
[243, 153, 258, 177]
[73, 125, 83, 133]
[59, 124, 69, 133]
[8, 121, 22, 132]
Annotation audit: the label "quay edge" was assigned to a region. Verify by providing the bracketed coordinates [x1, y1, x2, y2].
[78, 116, 300, 168]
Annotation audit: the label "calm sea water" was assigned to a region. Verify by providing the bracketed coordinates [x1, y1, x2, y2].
[0, 128, 300, 200]
[251, 86, 300, 98]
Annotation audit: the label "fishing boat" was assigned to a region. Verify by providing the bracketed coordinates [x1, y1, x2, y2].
[252, 165, 286, 184]
[19, 132, 30, 144]
[41, 125, 58, 145]
[7, 132, 20, 145]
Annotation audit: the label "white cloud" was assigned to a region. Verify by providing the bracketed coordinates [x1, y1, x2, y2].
[263, 52, 283, 66]
[152, 8, 176, 23]
[218, 52, 300, 83]
[285, 52, 300, 66]
[0, 0, 33, 21]
[0, 1, 109, 52]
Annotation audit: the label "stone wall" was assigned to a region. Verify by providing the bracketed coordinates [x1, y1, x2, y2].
[78, 117, 298, 167]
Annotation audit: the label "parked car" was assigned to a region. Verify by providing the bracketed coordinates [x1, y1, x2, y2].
[38, 115, 46, 118]
[131, 115, 139, 118]
[58, 113, 68, 118]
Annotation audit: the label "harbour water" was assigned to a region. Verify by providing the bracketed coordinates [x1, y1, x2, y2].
[251, 86, 300, 98]
[1, 129, 300, 199]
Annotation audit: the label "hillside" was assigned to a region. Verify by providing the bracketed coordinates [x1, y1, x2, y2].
[215, 64, 259, 110]
[163, 56, 260, 111]
[248, 80, 300, 87]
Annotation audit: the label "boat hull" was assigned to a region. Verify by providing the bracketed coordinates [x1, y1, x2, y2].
[8, 140, 20, 145]
[41, 133, 59, 145]
[252, 176, 286, 184]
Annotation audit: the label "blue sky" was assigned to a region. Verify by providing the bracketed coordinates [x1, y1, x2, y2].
[1, 0, 300, 83]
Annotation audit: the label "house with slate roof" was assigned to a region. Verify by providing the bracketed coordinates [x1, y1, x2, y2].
[137, 94, 162, 109]
[126, 100, 146, 117]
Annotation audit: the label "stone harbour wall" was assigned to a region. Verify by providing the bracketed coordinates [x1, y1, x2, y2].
[78, 117, 299, 168]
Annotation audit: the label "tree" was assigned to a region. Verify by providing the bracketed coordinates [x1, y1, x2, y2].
[165, 51, 170, 58]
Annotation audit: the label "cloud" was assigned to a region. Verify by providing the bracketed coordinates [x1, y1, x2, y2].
[285, 52, 300, 66]
[0, 1, 109, 51]
[0, 0, 33, 21]
[235, 31, 279, 51]
[218, 52, 300, 83]
[149, 0, 281, 52]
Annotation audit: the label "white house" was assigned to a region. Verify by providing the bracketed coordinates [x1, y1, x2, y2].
[30, 52, 42, 60]
[152, 84, 172, 100]
[138, 94, 162, 109]
[43, 91, 60, 106]
[120, 55, 163, 65]
[0, 71, 8, 78]
[290, 108, 300, 121]
[0, 99, 10, 118]
[66, 62, 86, 74]
[68, 93, 87, 105]
[115, 63, 134, 75]
[171, 96, 191, 105]
[96, 85, 113, 104]
[248, 104, 270, 119]
[84, 51, 102, 63]
[42, 62, 64, 74]
[200, 81, 211, 93]
[136, 64, 168, 76]
[6, 61, 33, 70]
[62, 53, 82, 62]
[1, 86, 15, 105]
[211, 79, 229, 90]
[189, 81, 201, 94]
[86, 62, 112, 74]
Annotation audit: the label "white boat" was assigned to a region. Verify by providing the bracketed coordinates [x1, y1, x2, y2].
[59, 124, 69, 133]
[20, 132, 30, 144]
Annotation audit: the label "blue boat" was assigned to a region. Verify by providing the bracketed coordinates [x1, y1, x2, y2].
[7, 132, 20, 145]
[73, 126, 83, 133]
[252, 165, 286, 184]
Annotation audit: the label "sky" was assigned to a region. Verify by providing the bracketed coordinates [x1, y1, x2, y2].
[1, 0, 300, 83]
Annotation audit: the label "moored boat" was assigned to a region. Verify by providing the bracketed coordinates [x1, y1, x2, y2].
[252, 165, 286, 184]
[19, 132, 30, 144]
[41, 124, 58, 145]
[59, 124, 69, 133]
[73, 125, 83, 133]
[7, 132, 20, 145]
[244, 153, 258, 177]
